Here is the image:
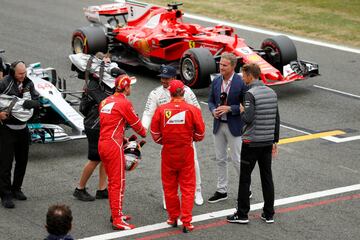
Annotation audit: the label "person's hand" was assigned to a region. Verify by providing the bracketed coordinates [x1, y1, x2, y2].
[212, 109, 220, 119]
[0, 111, 8, 120]
[240, 103, 245, 113]
[272, 143, 278, 158]
[215, 105, 231, 117]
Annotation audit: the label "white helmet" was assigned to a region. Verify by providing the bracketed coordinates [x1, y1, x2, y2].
[124, 136, 146, 171]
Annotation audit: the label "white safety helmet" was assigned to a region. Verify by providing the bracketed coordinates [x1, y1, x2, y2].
[123, 137, 146, 171]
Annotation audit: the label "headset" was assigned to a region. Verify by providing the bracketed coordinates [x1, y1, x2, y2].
[9, 60, 25, 77]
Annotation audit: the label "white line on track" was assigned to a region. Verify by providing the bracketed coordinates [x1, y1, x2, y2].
[279, 124, 310, 135]
[313, 85, 360, 99]
[323, 135, 360, 143]
[338, 165, 359, 174]
[79, 184, 360, 240]
[184, 13, 360, 55]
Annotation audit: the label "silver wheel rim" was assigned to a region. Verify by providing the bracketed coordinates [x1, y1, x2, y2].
[73, 37, 84, 53]
[181, 58, 195, 82]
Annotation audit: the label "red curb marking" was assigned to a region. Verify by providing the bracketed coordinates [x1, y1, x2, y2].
[136, 193, 360, 240]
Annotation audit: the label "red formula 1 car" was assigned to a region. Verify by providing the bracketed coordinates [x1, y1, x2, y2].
[72, 1, 319, 88]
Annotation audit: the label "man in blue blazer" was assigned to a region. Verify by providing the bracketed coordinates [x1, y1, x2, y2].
[208, 52, 248, 203]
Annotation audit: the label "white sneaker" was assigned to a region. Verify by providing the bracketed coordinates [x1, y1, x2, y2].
[162, 194, 167, 210]
[195, 190, 204, 206]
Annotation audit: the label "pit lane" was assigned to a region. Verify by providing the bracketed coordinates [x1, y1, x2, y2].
[0, 0, 359, 239]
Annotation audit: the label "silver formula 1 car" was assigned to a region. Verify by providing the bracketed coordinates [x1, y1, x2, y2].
[0, 49, 85, 143]
[27, 63, 85, 143]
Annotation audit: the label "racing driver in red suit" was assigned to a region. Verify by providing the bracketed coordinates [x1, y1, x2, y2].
[150, 80, 205, 233]
[98, 75, 146, 230]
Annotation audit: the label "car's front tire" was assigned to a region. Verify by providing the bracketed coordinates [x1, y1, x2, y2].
[261, 35, 297, 72]
[72, 26, 108, 54]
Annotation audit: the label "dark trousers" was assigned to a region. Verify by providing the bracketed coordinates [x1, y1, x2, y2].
[237, 143, 275, 218]
[0, 125, 30, 197]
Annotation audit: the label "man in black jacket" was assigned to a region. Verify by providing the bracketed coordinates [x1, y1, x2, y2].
[0, 60, 40, 208]
[73, 53, 126, 201]
[227, 63, 280, 224]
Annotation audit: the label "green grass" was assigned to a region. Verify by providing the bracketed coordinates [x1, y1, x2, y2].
[144, 0, 360, 48]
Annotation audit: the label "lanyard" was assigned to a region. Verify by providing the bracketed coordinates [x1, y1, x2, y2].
[221, 78, 231, 95]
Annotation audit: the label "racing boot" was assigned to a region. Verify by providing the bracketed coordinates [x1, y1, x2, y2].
[110, 214, 132, 222]
[112, 217, 135, 230]
[166, 218, 178, 228]
[182, 223, 194, 233]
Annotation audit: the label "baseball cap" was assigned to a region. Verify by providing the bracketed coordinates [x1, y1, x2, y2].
[110, 67, 126, 78]
[158, 65, 177, 78]
[168, 80, 185, 95]
[115, 75, 131, 91]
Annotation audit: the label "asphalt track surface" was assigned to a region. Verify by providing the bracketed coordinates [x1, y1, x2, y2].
[0, 1, 359, 239]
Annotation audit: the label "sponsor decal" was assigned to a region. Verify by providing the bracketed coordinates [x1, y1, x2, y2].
[236, 47, 253, 55]
[37, 82, 53, 90]
[100, 102, 115, 114]
[165, 110, 172, 119]
[189, 40, 196, 48]
[165, 110, 186, 125]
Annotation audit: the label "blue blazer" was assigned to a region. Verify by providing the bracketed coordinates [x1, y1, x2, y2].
[208, 73, 247, 136]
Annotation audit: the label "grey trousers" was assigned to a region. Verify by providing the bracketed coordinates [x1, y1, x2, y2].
[213, 123, 242, 194]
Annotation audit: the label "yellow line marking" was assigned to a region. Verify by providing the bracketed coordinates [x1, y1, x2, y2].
[278, 130, 345, 145]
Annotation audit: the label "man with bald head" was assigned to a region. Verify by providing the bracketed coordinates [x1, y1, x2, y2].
[0, 60, 40, 208]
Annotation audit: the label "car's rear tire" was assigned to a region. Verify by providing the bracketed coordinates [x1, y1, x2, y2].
[72, 26, 108, 54]
[180, 48, 216, 89]
[261, 35, 297, 71]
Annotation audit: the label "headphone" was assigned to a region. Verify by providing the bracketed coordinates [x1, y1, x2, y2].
[9, 60, 25, 77]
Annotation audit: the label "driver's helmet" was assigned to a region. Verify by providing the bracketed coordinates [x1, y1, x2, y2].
[124, 141, 141, 171]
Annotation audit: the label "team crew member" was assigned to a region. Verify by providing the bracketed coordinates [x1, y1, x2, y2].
[98, 75, 146, 230]
[227, 63, 280, 224]
[207, 52, 248, 203]
[142, 65, 204, 206]
[73, 53, 125, 202]
[0, 61, 40, 208]
[150, 80, 205, 233]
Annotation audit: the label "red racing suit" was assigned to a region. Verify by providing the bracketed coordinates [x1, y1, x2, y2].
[98, 93, 146, 221]
[150, 99, 205, 224]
